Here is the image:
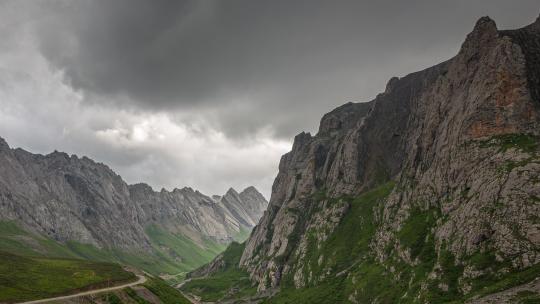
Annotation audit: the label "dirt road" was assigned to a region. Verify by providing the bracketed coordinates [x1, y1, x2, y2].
[17, 274, 147, 304]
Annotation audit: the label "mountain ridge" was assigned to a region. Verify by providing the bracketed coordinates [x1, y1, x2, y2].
[0, 137, 267, 275]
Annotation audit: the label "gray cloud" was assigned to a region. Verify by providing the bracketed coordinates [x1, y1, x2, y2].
[0, 0, 539, 196]
[31, 0, 540, 138]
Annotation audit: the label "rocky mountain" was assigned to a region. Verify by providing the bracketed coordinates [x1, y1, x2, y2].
[184, 15, 540, 303]
[0, 137, 267, 274]
[128, 184, 267, 244]
[220, 187, 269, 228]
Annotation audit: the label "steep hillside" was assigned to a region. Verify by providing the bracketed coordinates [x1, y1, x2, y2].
[186, 15, 540, 303]
[0, 139, 267, 276]
[0, 248, 192, 304]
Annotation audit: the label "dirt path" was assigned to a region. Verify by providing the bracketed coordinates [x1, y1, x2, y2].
[17, 274, 147, 304]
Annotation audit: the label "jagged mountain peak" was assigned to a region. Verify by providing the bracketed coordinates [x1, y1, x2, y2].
[129, 182, 154, 192]
[218, 185, 268, 228]
[384, 76, 400, 93]
[225, 187, 240, 196]
[318, 101, 374, 136]
[48, 150, 70, 159]
[240, 186, 264, 198]
[241, 185, 257, 192]
[459, 15, 500, 57]
[474, 15, 497, 30]
[290, 131, 312, 152]
[0, 137, 9, 150]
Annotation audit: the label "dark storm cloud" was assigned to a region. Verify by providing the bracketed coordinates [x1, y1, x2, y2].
[1, 0, 539, 197]
[33, 0, 539, 138]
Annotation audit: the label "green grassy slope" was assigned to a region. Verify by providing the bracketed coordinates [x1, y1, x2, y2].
[0, 250, 135, 303]
[145, 224, 226, 272]
[233, 225, 252, 243]
[0, 221, 228, 277]
[91, 277, 193, 304]
[0, 221, 80, 258]
[0, 221, 207, 303]
[143, 277, 192, 304]
[181, 242, 257, 302]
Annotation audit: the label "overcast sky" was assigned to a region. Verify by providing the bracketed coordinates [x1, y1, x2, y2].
[0, 1, 538, 198]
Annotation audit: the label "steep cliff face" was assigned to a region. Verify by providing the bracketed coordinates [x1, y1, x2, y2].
[0, 138, 267, 273]
[236, 15, 540, 302]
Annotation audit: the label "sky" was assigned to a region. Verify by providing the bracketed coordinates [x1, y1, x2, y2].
[0, 1, 538, 198]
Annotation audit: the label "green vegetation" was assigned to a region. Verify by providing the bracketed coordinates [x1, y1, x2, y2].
[264, 182, 540, 304]
[423, 248, 463, 303]
[174, 178, 540, 304]
[262, 279, 344, 304]
[0, 220, 228, 276]
[0, 221, 80, 258]
[475, 134, 540, 174]
[181, 242, 257, 302]
[468, 250, 498, 270]
[397, 207, 438, 260]
[145, 224, 226, 272]
[265, 190, 540, 304]
[101, 293, 123, 304]
[465, 259, 540, 299]
[299, 182, 395, 284]
[66, 241, 189, 276]
[0, 220, 239, 303]
[233, 225, 252, 242]
[0, 250, 135, 303]
[513, 290, 540, 304]
[497, 158, 538, 174]
[480, 133, 539, 154]
[125, 287, 151, 304]
[266, 182, 398, 303]
[476, 133, 540, 174]
[143, 277, 192, 304]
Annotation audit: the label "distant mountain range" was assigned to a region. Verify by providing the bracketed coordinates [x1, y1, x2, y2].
[0, 137, 267, 276]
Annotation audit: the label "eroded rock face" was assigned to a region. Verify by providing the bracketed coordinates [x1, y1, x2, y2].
[239, 15, 540, 296]
[0, 142, 268, 250]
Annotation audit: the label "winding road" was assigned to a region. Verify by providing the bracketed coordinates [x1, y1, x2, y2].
[17, 274, 147, 304]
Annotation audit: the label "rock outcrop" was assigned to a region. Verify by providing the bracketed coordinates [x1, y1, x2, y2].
[235, 14, 540, 302]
